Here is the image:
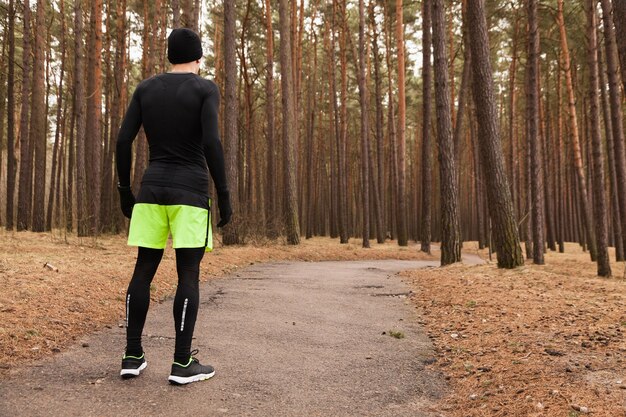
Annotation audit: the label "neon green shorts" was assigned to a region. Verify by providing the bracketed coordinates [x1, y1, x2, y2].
[127, 185, 212, 251]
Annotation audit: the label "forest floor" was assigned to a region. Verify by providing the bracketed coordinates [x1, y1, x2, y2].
[2, 231, 626, 416]
[403, 242, 626, 417]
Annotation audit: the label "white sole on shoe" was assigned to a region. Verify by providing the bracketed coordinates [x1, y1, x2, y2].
[168, 370, 216, 385]
[120, 361, 147, 378]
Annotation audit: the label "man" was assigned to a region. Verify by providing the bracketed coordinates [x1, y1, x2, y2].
[115, 27, 231, 385]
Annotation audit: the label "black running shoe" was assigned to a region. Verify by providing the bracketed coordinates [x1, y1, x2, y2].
[168, 350, 215, 385]
[120, 353, 147, 378]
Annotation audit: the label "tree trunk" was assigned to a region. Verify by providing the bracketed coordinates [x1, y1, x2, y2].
[264, 0, 277, 238]
[599, 0, 626, 256]
[470, 105, 486, 249]
[279, 0, 301, 244]
[305, 26, 319, 240]
[527, 0, 545, 264]
[85, 0, 103, 235]
[556, 54, 566, 252]
[109, 0, 128, 232]
[74, 0, 88, 237]
[47, 0, 68, 231]
[180, 0, 194, 30]
[586, 0, 612, 277]
[432, 0, 461, 265]
[132, 0, 152, 193]
[556, 0, 597, 260]
[611, 0, 626, 93]
[420, 0, 433, 253]
[509, 13, 520, 224]
[357, 0, 370, 248]
[337, 0, 349, 244]
[172, 0, 180, 28]
[326, 13, 339, 239]
[541, 77, 556, 252]
[17, 0, 33, 231]
[467, 0, 524, 268]
[383, 2, 397, 241]
[370, 1, 385, 242]
[0, 25, 6, 227]
[222, 0, 241, 244]
[5, 0, 16, 229]
[598, 28, 624, 261]
[453, 1, 471, 174]
[395, 0, 408, 246]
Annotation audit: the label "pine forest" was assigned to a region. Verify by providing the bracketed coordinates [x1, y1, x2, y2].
[1, 0, 626, 276]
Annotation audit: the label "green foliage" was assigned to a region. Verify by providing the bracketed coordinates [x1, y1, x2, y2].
[388, 329, 405, 339]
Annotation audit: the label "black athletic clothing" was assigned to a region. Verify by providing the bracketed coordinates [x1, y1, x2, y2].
[116, 72, 228, 197]
[172, 247, 204, 363]
[125, 246, 205, 364]
[136, 184, 209, 210]
[125, 247, 164, 357]
[118, 73, 226, 364]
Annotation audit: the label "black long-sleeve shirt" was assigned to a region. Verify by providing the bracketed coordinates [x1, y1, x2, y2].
[116, 73, 228, 197]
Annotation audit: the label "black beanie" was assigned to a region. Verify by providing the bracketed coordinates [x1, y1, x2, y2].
[167, 28, 203, 64]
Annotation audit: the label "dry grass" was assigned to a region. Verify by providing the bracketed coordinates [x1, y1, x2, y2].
[402, 242, 626, 417]
[0, 229, 433, 371]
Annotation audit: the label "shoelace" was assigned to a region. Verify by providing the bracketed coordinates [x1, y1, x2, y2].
[189, 348, 200, 363]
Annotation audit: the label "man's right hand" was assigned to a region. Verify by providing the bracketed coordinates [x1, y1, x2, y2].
[216, 192, 232, 228]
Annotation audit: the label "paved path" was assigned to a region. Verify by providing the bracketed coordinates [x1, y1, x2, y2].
[0, 258, 480, 416]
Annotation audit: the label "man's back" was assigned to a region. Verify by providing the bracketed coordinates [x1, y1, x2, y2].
[117, 72, 225, 196]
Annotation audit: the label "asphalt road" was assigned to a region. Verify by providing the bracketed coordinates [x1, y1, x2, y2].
[0, 259, 463, 417]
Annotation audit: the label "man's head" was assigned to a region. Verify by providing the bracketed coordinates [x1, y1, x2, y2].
[167, 28, 203, 67]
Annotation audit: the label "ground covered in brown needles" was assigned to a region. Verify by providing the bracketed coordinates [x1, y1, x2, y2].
[402, 242, 626, 417]
[0, 230, 432, 371]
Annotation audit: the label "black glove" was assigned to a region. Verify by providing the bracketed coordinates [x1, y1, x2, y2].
[117, 184, 136, 219]
[216, 191, 232, 228]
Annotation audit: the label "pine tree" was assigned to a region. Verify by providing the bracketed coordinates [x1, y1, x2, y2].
[467, 0, 524, 268]
[432, 0, 461, 265]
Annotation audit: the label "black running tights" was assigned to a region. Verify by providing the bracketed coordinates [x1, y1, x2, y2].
[125, 246, 205, 363]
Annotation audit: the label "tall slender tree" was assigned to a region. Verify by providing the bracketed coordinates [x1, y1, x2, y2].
[556, 0, 597, 260]
[16, 0, 33, 231]
[597, 31, 624, 261]
[337, 0, 349, 244]
[0, 29, 5, 225]
[222, 0, 241, 244]
[420, 0, 433, 254]
[85, 0, 103, 235]
[586, 0, 611, 277]
[395, 0, 408, 246]
[612, 0, 626, 92]
[47, 0, 68, 231]
[264, 0, 277, 237]
[370, 1, 385, 242]
[527, 0, 545, 264]
[358, 0, 370, 248]
[5, 0, 16, 229]
[599, 0, 626, 255]
[467, 0, 524, 268]
[279, 0, 301, 245]
[508, 12, 520, 221]
[328, 5, 340, 239]
[108, 0, 128, 232]
[453, 1, 471, 174]
[74, 0, 88, 236]
[432, 0, 461, 265]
